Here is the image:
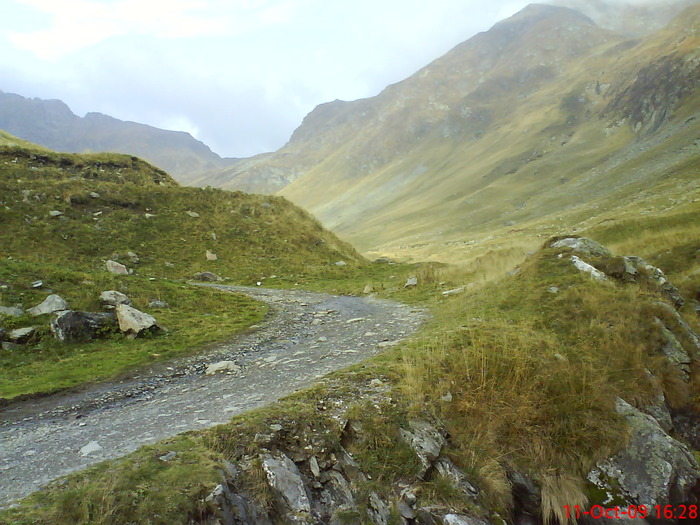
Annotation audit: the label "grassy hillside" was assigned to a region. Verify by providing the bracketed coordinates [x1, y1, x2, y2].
[198, 4, 699, 268]
[0, 137, 365, 398]
[3, 201, 697, 524]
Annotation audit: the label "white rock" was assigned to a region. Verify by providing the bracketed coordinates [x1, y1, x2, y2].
[27, 294, 69, 316]
[405, 276, 418, 288]
[116, 304, 158, 336]
[99, 290, 131, 309]
[442, 286, 465, 297]
[106, 260, 128, 275]
[186, 211, 200, 218]
[8, 327, 35, 343]
[571, 256, 607, 281]
[335, 260, 347, 267]
[48, 210, 63, 217]
[79, 441, 102, 456]
[206, 250, 218, 261]
[205, 361, 241, 375]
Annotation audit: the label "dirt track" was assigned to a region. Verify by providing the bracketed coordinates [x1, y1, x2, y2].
[0, 284, 426, 507]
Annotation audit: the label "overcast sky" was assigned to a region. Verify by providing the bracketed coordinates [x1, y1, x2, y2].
[0, 0, 679, 158]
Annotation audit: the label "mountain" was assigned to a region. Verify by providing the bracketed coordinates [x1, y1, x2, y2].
[0, 91, 239, 184]
[198, 3, 700, 263]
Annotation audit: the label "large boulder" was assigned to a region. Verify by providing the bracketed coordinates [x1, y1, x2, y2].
[99, 290, 132, 310]
[51, 311, 117, 343]
[550, 237, 612, 257]
[27, 294, 69, 316]
[115, 304, 159, 337]
[589, 398, 699, 508]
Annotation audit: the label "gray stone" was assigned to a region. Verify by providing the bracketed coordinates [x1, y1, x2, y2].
[126, 251, 139, 264]
[8, 327, 35, 344]
[442, 286, 466, 297]
[434, 457, 479, 498]
[48, 210, 63, 218]
[2, 341, 21, 351]
[363, 284, 374, 294]
[548, 286, 559, 294]
[443, 515, 489, 525]
[115, 304, 158, 337]
[335, 260, 347, 267]
[399, 420, 445, 476]
[367, 491, 390, 525]
[194, 271, 223, 282]
[99, 290, 132, 310]
[186, 210, 200, 218]
[261, 452, 311, 521]
[550, 237, 611, 257]
[79, 441, 102, 456]
[571, 256, 608, 281]
[149, 300, 169, 309]
[30, 280, 43, 289]
[206, 250, 218, 261]
[106, 260, 128, 275]
[205, 361, 241, 375]
[405, 276, 418, 288]
[27, 294, 69, 316]
[626, 257, 684, 308]
[0, 306, 25, 317]
[51, 311, 117, 343]
[655, 319, 691, 380]
[591, 398, 699, 507]
[89, 192, 100, 199]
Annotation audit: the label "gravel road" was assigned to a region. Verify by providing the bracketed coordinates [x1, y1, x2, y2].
[0, 284, 427, 507]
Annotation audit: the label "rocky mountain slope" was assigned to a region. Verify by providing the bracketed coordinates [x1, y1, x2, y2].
[197, 3, 699, 263]
[0, 91, 238, 184]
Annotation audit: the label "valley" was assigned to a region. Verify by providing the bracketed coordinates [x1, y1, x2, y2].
[0, 1, 699, 524]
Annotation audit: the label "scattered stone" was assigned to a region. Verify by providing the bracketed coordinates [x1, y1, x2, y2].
[106, 260, 128, 275]
[205, 361, 241, 375]
[571, 256, 608, 281]
[27, 294, 69, 316]
[309, 456, 321, 478]
[89, 192, 100, 199]
[377, 340, 399, 348]
[261, 202, 271, 208]
[99, 290, 132, 310]
[346, 318, 365, 324]
[443, 514, 488, 525]
[79, 441, 102, 456]
[206, 250, 218, 261]
[363, 284, 374, 294]
[158, 451, 177, 462]
[405, 276, 418, 288]
[335, 261, 347, 267]
[193, 271, 222, 282]
[369, 378, 384, 388]
[164, 261, 174, 267]
[435, 456, 479, 498]
[317, 336, 328, 342]
[440, 391, 453, 402]
[548, 286, 559, 294]
[144, 213, 156, 219]
[8, 327, 35, 344]
[550, 237, 612, 257]
[48, 210, 63, 218]
[442, 286, 465, 297]
[149, 300, 169, 309]
[186, 211, 200, 218]
[115, 304, 159, 337]
[0, 306, 25, 317]
[51, 311, 117, 343]
[269, 424, 283, 432]
[261, 452, 312, 519]
[30, 280, 43, 289]
[367, 491, 391, 525]
[399, 420, 445, 477]
[126, 251, 140, 264]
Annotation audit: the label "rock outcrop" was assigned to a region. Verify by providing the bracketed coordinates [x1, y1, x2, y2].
[115, 304, 159, 337]
[51, 311, 117, 343]
[27, 294, 69, 316]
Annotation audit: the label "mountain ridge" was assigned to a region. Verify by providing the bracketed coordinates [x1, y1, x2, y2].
[0, 90, 239, 184]
[196, 2, 699, 263]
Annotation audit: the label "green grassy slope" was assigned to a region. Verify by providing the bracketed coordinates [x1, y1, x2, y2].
[0, 137, 364, 398]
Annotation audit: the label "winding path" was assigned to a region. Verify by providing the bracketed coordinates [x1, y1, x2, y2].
[0, 284, 427, 507]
